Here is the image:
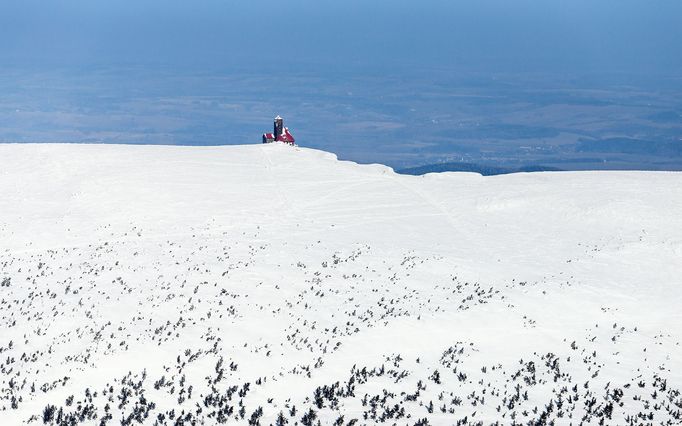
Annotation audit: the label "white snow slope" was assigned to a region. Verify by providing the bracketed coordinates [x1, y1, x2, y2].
[0, 143, 681, 425]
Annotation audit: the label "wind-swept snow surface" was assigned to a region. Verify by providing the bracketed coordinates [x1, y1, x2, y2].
[1, 143, 681, 425]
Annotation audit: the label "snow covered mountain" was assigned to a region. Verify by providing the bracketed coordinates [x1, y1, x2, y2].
[1, 143, 681, 425]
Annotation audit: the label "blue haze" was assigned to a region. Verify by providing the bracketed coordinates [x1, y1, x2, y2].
[1, 0, 682, 170]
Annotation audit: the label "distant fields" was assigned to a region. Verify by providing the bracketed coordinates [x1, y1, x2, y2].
[1, 67, 680, 172]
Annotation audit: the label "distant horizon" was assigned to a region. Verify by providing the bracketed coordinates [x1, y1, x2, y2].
[3, 1, 682, 74]
[1, 1, 681, 171]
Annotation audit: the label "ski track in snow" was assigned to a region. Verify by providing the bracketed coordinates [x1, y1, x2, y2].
[0, 143, 681, 425]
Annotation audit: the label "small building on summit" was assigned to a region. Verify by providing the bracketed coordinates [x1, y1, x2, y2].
[262, 115, 296, 145]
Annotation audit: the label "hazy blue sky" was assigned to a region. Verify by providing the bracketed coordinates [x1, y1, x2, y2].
[2, 0, 681, 74]
[2, 0, 681, 171]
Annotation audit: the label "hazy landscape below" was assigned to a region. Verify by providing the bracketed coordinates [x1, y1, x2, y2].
[3, 0, 682, 173]
[2, 66, 681, 172]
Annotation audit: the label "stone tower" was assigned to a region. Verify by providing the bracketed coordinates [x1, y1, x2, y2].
[274, 115, 284, 140]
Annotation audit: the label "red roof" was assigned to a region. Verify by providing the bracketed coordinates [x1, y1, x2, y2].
[263, 133, 275, 139]
[276, 128, 295, 143]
